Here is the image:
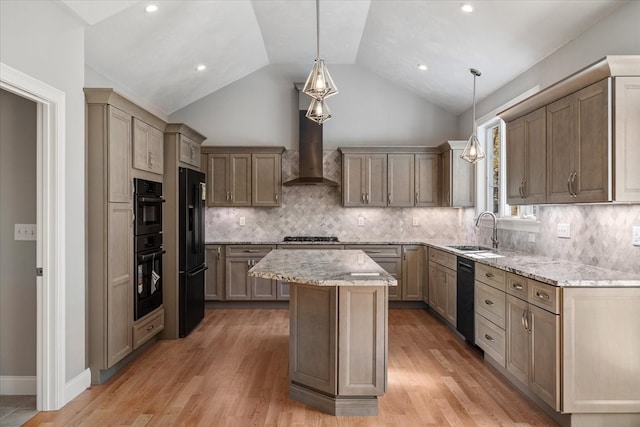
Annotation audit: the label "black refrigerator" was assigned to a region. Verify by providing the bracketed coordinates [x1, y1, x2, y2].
[179, 167, 207, 337]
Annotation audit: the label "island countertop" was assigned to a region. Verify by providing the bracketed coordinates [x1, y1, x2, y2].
[248, 249, 398, 287]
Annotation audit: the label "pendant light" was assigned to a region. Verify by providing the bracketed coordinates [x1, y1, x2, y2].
[303, 0, 338, 124]
[461, 68, 485, 164]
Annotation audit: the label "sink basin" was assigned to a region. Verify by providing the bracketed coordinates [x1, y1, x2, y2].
[446, 245, 493, 252]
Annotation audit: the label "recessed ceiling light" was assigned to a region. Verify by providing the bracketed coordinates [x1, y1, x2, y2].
[461, 3, 473, 13]
[196, 65, 207, 71]
[145, 4, 158, 13]
[418, 64, 428, 71]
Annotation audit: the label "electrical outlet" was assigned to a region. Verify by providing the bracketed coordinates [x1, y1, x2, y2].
[358, 216, 365, 226]
[239, 216, 245, 226]
[412, 217, 419, 227]
[528, 233, 536, 243]
[633, 226, 640, 246]
[14, 224, 36, 241]
[557, 223, 571, 239]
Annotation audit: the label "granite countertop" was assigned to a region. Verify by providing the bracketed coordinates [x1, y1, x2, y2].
[248, 249, 398, 287]
[207, 240, 640, 288]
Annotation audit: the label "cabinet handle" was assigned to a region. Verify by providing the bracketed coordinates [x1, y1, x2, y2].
[366, 193, 370, 203]
[570, 171, 578, 197]
[361, 193, 365, 204]
[243, 250, 259, 253]
[484, 299, 494, 306]
[522, 179, 527, 199]
[519, 182, 524, 199]
[535, 290, 550, 300]
[131, 207, 135, 224]
[567, 172, 574, 196]
[146, 324, 154, 332]
[247, 260, 251, 267]
[403, 249, 406, 261]
[415, 192, 418, 204]
[190, 146, 195, 160]
[485, 272, 494, 278]
[521, 308, 528, 332]
[511, 283, 523, 290]
[216, 247, 220, 260]
[527, 309, 532, 334]
[275, 193, 278, 203]
[388, 192, 392, 204]
[230, 191, 233, 201]
[484, 334, 495, 342]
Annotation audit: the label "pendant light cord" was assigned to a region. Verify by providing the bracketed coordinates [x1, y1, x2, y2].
[316, 0, 320, 58]
[471, 72, 476, 136]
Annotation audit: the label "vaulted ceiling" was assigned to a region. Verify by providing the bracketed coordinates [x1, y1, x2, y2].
[62, 0, 628, 116]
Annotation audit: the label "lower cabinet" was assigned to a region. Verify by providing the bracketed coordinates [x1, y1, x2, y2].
[225, 245, 276, 300]
[344, 245, 405, 300]
[402, 245, 423, 301]
[474, 264, 507, 366]
[428, 248, 456, 326]
[205, 245, 224, 300]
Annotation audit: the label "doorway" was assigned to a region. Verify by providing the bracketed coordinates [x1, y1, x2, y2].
[0, 62, 67, 411]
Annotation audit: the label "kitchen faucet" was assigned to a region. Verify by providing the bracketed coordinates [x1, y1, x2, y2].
[476, 211, 499, 249]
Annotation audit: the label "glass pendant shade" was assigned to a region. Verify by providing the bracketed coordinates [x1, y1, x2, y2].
[306, 98, 332, 124]
[461, 68, 484, 164]
[460, 133, 485, 163]
[303, 58, 338, 100]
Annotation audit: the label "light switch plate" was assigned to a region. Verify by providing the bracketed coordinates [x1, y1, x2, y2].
[358, 216, 365, 226]
[15, 224, 36, 241]
[239, 216, 245, 226]
[633, 226, 640, 246]
[412, 217, 419, 226]
[557, 223, 571, 239]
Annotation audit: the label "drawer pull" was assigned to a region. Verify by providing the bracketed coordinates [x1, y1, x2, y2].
[484, 334, 495, 342]
[535, 291, 550, 300]
[511, 283, 523, 290]
[484, 299, 494, 306]
[485, 272, 494, 278]
[243, 250, 259, 253]
[146, 324, 154, 332]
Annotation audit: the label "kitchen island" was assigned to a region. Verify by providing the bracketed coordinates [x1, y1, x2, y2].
[249, 249, 397, 416]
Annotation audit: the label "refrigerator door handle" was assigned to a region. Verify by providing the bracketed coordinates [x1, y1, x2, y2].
[187, 265, 208, 278]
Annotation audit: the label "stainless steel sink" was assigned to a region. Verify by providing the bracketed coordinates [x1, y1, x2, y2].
[446, 245, 493, 252]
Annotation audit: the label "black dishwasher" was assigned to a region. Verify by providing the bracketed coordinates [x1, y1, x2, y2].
[456, 257, 475, 345]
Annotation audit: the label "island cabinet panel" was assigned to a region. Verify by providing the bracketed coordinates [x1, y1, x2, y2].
[290, 284, 337, 395]
[387, 154, 414, 207]
[338, 286, 386, 396]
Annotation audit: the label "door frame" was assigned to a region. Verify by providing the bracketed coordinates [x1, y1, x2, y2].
[1, 62, 66, 411]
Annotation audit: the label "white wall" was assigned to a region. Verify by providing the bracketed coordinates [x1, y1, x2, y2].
[0, 89, 37, 377]
[169, 64, 458, 149]
[0, 0, 86, 382]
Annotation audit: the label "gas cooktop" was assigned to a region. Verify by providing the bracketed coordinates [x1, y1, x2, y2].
[282, 236, 339, 242]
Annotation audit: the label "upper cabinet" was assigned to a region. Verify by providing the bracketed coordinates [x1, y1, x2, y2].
[506, 107, 546, 205]
[340, 147, 442, 208]
[499, 55, 640, 204]
[439, 141, 475, 207]
[202, 147, 284, 207]
[132, 118, 164, 175]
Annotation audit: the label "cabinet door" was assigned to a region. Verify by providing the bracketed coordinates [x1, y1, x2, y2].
[402, 246, 423, 301]
[205, 246, 223, 300]
[342, 154, 366, 206]
[229, 154, 252, 206]
[251, 256, 276, 300]
[573, 79, 609, 203]
[225, 258, 251, 300]
[444, 267, 456, 326]
[547, 95, 575, 203]
[374, 258, 402, 301]
[529, 304, 560, 410]
[506, 117, 526, 204]
[388, 154, 414, 207]
[132, 118, 163, 175]
[107, 106, 132, 202]
[441, 150, 452, 206]
[434, 265, 448, 318]
[107, 203, 133, 367]
[252, 153, 281, 207]
[450, 150, 475, 207]
[415, 153, 439, 207]
[147, 124, 164, 175]
[179, 135, 200, 168]
[277, 281, 290, 301]
[506, 295, 529, 386]
[428, 262, 438, 308]
[365, 154, 388, 206]
[208, 154, 229, 206]
[614, 76, 640, 202]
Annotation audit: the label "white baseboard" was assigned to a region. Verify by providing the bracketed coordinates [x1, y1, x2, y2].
[0, 376, 36, 395]
[64, 368, 91, 406]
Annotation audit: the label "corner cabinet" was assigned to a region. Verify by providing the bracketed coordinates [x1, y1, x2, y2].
[85, 88, 167, 384]
[439, 141, 474, 207]
[202, 147, 284, 207]
[499, 56, 640, 204]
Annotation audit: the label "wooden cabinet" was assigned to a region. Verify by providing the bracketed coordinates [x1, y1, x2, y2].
[342, 153, 387, 207]
[547, 79, 609, 203]
[415, 153, 439, 206]
[474, 264, 507, 367]
[401, 245, 423, 301]
[225, 245, 275, 300]
[614, 76, 640, 202]
[179, 134, 201, 168]
[252, 153, 281, 207]
[205, 245, 224, 300]
[387, 154, 414, 207]
[203, 147, 284, 207]
[506, 107, 546, 205]
[132, 118, 164, 175]
[106, 106, 133, 202]
[439, 141, 475, 207]
[345, 245, 402, 300]
[428, 248, 456, 325]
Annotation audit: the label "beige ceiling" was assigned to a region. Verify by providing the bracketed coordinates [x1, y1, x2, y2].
[63, 0, 628, 116]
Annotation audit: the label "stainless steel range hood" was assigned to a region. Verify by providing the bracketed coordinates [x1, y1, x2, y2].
[284, 85, 339, 187]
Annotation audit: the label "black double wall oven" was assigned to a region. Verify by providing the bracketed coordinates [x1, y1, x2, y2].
[134, 178, 165, 321]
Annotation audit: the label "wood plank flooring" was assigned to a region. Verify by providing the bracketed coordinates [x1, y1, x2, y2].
[26, 309, 558, 426]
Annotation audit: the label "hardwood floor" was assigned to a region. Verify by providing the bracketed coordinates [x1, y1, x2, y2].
[26, 309, 558, 426]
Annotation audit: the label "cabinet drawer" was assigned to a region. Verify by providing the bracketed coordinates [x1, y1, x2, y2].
[475, 281, 506, 329]
[133, 308, 164, 349]
[506, 273, 528, 299]
[528, 280, 560, 314]
[475, 313, 506, 367]
[476, 263, 506, 291]
[344, 245, 401, 257]
[428, 248, 457, 270]
[226, 245, 275, 257]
